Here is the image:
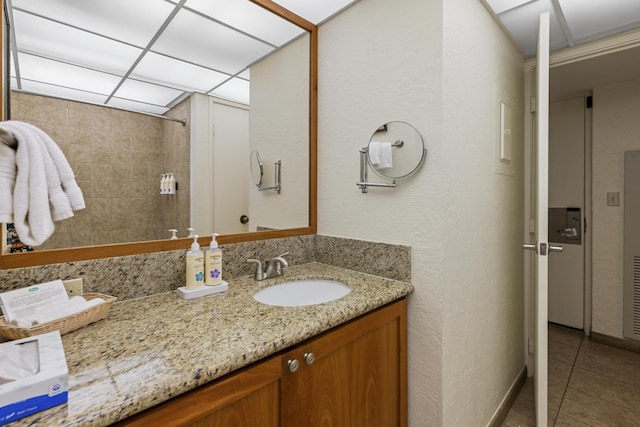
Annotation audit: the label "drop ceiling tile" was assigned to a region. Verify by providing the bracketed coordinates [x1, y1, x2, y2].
[17, 79, 109, 105]
[132, 52, 229, 93]
[107, 97, 169, 115]
[152, 8, 274, 75]
[485, 0, 532, 15]
[273, 0, 359, 24]
[209, 78, 250, 105]
[11, 0, 174, 47]
[12, 11, 142, 75]
[499, 0, 569, 56]
[16, 53, 121, 95]
[114, 79, 184, 107]
[559, 0, 640, 42]
[186, 0, 304, 47]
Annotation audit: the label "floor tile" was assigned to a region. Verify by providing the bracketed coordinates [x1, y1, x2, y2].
[575, 349, 640, 388]
[502, 328, 640, 427]
[549, 326, 583, 348]
[549, 340, 580, 365]
[580, 338, 640, 367]
[549, 357, 573, 386]
[502, 379, 534, 426]
[553, 413, 592, 427]
[559, 387, 640, 426]
[566, 366, 640, 413]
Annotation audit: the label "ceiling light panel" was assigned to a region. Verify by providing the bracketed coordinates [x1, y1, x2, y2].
[209, 78, 250, 105]
[114, 79, 184, 106]
[12, 11, 142, 75]
[132, 52, 229, 93]
[152, 8, 275, 75]
[106, 97, 169, 116]
[559, 0, 640, 42]
[499, 0, 569, 56]
[186, 0, 304, 47]
[16, 53, 121, 95]
[17, 79, 109, 105]
[484, 0, 532, 15]
[11, 0, 175, 47]
[272, 0, 359, 24]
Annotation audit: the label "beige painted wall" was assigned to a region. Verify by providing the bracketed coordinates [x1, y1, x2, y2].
[441, 0, 525, 424]
[318, 0, 524, 424]
[592, 79, 640, 337]
[250, 34, 309, 231]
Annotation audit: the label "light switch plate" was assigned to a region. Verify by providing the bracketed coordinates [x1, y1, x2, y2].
[607, 192, 620, 206]
[63, 278, 84, 297]
[500, 102, 512, 163]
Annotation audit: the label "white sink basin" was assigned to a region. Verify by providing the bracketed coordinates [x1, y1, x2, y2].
[253, 279, 351, 307]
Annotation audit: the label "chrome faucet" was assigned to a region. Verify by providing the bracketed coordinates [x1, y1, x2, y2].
[247, 252, 289, 281]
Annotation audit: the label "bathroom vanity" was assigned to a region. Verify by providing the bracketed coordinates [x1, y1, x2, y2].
[120, 299, 406, 426]
[9, 263, 412, 426]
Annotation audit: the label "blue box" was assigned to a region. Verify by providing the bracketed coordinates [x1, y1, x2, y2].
[0, 331, 68, 425]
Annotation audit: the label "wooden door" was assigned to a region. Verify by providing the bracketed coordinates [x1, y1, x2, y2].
[281, 299, 407, 427]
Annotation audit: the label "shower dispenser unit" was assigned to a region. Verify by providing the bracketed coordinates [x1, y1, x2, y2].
[160, 173, 177, 194]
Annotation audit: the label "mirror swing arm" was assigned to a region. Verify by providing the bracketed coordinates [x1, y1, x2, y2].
[258, 159, 281, 194]
[357, 147, 398, 193]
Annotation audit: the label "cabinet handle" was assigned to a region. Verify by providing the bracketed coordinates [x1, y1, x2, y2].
[288, 359, 299, 373]
[304, 352, 315, 365]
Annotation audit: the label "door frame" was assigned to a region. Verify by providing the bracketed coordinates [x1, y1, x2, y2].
[523, 28, 640, 374]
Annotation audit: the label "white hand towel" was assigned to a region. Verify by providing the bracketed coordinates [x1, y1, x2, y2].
[369, 141, 393, 170]
[2, 122, 56, 247]
[24, 125, 73, 221]
[0, 121, 86, 246]
[369, 141, 381, 166]
[0, 142, 16, 223]
[22, 122, 85, 211]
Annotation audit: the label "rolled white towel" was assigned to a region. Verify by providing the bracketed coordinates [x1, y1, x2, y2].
[0, 142, 16, 223]
[11, 296, 106, 326]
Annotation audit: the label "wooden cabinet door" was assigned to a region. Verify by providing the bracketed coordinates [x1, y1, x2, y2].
[281, 299, 407, 427]
[118, 356, 281, 427]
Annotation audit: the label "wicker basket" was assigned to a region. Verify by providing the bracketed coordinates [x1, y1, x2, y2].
[0, 293, 117, 340]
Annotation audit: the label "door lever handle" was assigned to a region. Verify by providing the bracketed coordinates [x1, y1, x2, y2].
[549, 245, 563, 253]
[523, 243, 537, 253]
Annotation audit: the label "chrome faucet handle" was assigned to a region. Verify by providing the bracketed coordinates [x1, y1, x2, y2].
[247, 259, 265, 281]
[273, 252, 289, 267]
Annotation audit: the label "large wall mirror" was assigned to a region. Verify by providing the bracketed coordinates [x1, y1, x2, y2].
[0, 0, 317, 269]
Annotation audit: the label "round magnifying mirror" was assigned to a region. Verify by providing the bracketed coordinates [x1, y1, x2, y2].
[250, 150, 264, 188]
[367, 121, 426, 180]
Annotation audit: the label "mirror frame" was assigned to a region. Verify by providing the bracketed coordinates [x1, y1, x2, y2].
[0, 0, 317, 269]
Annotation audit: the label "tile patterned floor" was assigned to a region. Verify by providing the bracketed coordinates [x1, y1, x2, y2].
[502, 325, 640, 426]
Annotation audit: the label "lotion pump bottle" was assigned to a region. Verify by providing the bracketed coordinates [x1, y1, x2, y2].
[186, 235, 204, 289]
[205, 233, 222, 286]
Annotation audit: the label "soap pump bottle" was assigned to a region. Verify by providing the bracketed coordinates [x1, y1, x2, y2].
[186, 235, 204, 289]
[205, 233, 222, 286]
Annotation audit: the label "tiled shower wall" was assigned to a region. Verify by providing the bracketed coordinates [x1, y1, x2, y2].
[9, 92, 190, 249]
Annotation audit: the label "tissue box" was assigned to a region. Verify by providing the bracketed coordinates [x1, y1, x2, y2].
[0, 331, 68, 426]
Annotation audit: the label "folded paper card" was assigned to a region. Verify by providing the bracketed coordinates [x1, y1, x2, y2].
[0, 280, 68, 323]
[0, 331, 68, 426]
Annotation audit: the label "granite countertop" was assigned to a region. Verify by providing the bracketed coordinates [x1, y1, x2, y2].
[11, 262, 414, 426]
